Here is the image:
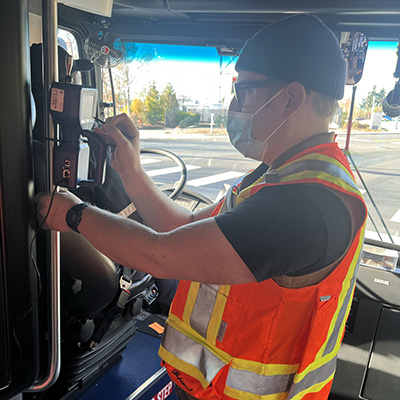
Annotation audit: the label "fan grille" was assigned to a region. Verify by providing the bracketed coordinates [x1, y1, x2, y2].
[85, 30, 125, 68]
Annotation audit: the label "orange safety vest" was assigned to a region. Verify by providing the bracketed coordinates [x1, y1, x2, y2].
[159, 142, 367, 400]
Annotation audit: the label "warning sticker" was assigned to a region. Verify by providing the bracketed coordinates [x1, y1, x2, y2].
[50, 88, 64, 112]
[150, 381, 173, 400]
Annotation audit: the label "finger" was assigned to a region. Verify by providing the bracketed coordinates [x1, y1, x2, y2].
[34, 193, 52, 212]
[102, 122, 133, 145]
[93, 126, 117, 146]
[33, 192, 43, 204]
[105, 113, 130, 127]
[105, 114, 138, 138]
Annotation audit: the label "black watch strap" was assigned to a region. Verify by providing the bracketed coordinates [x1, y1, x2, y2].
[66, 203, 89, 233]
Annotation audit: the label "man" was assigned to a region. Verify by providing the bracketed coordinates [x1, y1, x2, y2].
[36, 14, 367, 400]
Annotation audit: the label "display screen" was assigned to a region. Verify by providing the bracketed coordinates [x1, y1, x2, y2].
[79, 88, 97, 130]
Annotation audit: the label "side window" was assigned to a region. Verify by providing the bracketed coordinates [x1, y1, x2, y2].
[57, 28, 82, 84]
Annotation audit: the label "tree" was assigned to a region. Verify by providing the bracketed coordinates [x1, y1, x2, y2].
[130, 98, 145, 124]
[144, 82, 163, 125]
[161, 83, 179, 128]
[101, 43, 155, 118]
[360, 86, 387, 114]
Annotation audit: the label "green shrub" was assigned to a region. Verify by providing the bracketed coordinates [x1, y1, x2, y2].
[176, 112, 200, 127]
[214, 114, 227, 128]
[353, 122, 370, 129]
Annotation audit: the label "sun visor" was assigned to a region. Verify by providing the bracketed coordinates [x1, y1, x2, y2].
[58, 0, 113, 17]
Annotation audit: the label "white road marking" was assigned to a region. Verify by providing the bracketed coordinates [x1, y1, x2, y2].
[390, 208, 400, 223]
[365, 230, 400, 245]
[187, 171, 242, 187]
[141, 158, 161, 165]
[146, 164, 200, 177]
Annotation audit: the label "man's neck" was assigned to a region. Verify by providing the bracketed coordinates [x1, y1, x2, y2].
[270, 132, 335, 170]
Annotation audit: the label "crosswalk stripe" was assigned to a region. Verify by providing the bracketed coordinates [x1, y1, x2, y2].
[365, 229, 400, 245]
[187, 171, 242, 187]
[390, 208, 400, 223]
[146, 164, 200, 177]
[141, 158, 161, 165]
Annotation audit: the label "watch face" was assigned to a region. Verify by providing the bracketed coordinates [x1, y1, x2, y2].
[66, 203, 88, 232]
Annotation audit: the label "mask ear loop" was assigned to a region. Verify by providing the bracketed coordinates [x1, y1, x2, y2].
[261, 118, 287, 161]
[250, 87, 287, 161]
[251, 87, 286, 118]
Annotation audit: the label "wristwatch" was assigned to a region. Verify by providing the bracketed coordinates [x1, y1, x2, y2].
[66, 203, 89, 233]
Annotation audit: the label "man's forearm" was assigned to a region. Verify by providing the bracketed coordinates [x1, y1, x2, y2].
[77, 205, 166, 276]
[119, 167, 194, 232]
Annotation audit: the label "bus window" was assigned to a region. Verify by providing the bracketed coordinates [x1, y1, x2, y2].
[58, 28, 82, 84]
[337, 40, 400, 248]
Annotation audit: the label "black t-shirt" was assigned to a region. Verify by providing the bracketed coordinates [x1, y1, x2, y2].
[214, 183, 352, 282]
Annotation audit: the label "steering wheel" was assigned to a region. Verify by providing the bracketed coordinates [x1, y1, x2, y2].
[140, 148, 187, 200]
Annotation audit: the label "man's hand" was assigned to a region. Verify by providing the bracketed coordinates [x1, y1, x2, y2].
[94, 114, 141, 178]
[35, 191, 82, 232]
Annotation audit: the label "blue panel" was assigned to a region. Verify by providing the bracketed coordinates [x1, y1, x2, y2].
[77, 332, 177, 400]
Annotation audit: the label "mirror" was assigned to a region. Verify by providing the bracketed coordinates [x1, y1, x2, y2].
[382, 41, 400, 117]
[339, 31, 369, 85]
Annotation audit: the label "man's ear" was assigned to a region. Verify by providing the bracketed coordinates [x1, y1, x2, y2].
[284, 81, 307, 119]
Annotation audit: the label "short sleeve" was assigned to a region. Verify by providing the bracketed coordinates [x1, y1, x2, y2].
[214, 183, 351, 282]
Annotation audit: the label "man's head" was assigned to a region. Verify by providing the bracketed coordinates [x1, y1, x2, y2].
[235, 14, 346, 101]
[228, 14, 346, 163]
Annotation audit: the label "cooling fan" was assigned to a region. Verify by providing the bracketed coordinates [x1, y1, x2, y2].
[85, 28, 125, 68]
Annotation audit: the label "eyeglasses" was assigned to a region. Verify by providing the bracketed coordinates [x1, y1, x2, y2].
[233, 79, 273, 109]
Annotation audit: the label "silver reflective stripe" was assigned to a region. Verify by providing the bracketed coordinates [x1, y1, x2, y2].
[271, 159, 358, 191]
[287, 252, 363, 398]
[288, 355, 337, 399]
[190, 284, 220, 338]
[161, 324, 226, 383]
[226, 367, 295, 396]
[322, 251, 362, 356]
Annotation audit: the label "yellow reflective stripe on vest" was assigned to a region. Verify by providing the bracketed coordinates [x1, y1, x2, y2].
[161, 314, 300, 391]
[279, 170, 358, 197]
[224, 386, 287, 400]
[161, 150, 366, 399]
[160, 324, 226, 388]
[274, 155, 358, 192]
[234, 154, 360, 209]
[182, 283, 231, 343]
[182, 282, 200, 325]
[163, 313, 233, 363]
[190, 284, 220, 338]
[286, 225, 365, 399]
[223, 234, 364, 400]
[225, 361, 300, 400]
[225, 373, 292, 400]
[206, 285, 230, 343]
[321, 232, 364, 357]
[277, 153, 349, 177]
[287, 356, 337, 399]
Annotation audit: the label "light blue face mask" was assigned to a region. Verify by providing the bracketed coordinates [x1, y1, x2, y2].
[227, 87, 287, 161]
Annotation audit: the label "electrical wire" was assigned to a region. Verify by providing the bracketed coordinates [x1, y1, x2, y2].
[2, 183, 61, 381]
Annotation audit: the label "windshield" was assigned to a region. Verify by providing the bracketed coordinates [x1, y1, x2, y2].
[339, 41, 400, 245]
[98, 39, 400, 244]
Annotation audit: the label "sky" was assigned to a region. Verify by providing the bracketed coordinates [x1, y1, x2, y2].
[125, 40, 399, 107]
[58, 27, 399, 108]
[127, 44, 237, 106]
[343, 41, 398, 104]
